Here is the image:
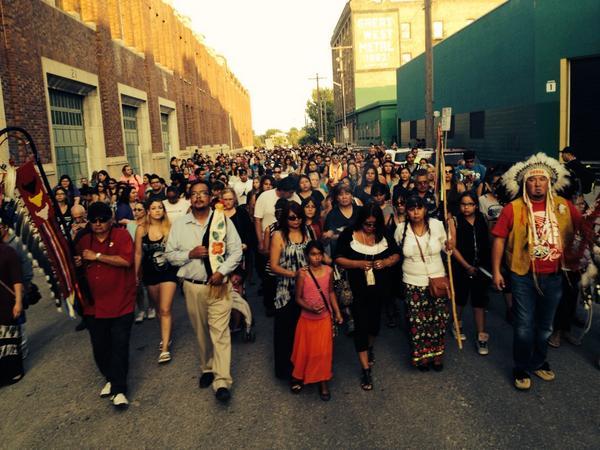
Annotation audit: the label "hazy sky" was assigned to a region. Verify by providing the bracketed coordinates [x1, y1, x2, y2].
[171, 0, 349, 135]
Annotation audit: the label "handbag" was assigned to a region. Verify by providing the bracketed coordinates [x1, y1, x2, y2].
[333, 265, 353, 307]
[412, 226, 450, 298]
[307, 268, 338, 338]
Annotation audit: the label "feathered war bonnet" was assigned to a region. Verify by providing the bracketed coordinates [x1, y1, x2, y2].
[501, 152, 570, 201]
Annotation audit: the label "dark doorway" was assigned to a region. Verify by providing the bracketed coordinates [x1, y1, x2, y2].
[570, 56, 600, 162]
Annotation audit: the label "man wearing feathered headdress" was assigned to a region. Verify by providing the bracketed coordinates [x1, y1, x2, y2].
[491, 153, 584, 391]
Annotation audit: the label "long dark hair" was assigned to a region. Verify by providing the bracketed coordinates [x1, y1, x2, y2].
[399, 196, 430, 254]
[278, 201, 307, 243]
[360, 164, 378, 188]
[353, 203, 385, 242]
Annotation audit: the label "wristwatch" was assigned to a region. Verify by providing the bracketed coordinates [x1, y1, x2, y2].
[95, 252, 101, 261]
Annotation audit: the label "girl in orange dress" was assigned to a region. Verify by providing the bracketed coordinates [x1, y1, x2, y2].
[291, 241, 343, 401]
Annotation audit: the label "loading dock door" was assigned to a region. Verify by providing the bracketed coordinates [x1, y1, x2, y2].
[570, 56, 600, 161]
[50, 89, 87, 180]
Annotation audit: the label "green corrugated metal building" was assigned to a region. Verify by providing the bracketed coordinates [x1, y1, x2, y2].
[396, 0, 600, 164]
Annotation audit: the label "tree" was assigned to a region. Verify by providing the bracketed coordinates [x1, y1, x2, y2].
[287, 127, 305, 146]
[301, 88, 335, 145]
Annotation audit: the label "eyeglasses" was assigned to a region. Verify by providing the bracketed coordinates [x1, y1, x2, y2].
[90, 216, 111, 224]
[460, 202, 476, 207]
[363, 221, 376, 228]
[190, 191, 210, 198]
[287, 215, 300, 221]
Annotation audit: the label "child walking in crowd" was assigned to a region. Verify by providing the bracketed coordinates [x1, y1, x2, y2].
[291, 241, 343, 401]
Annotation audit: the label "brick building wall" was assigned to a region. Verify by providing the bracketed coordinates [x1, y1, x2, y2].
[0, 0, 252, 180]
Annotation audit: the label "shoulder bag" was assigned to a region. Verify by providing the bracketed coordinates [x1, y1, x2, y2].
[333, 264, 353, 307]
[412, 226, 450, 299]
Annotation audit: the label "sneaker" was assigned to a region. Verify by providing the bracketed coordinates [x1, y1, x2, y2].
[476, 333, 489, 356]
[134, 310, 145, 323]
[112, 393, 129, 409]
[533, 362, 555, 381]
[100, 382, 112, 398]
[452, 326, 467, 341]
[147, 308, 156, 320]
[513, 369, 531, 390]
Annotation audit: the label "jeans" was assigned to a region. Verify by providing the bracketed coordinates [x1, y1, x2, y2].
[84, 313, 134, 395]
[510, 272, 562, 372]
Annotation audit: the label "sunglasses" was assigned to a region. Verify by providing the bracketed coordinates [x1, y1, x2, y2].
[133, 208, 144, 212]
[363, 221, 376, 228]
[287, 215, 300, 221]
[445, 170, 454, 174]
[396, 201, 406, 206]
[90, 216, 111, 224]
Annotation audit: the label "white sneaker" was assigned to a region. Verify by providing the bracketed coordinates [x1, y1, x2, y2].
[100, 382, 112, 398]
[147, 308, 156, 320]
[477, 333, 490, 355]
[134, 310, 145, 323]
[112, 393, 129, 409]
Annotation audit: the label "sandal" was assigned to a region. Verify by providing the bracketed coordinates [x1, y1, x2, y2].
[290, 379, 303, 394]
[360, 368, 373, 391]
[158, 351, 171, 364]
[318, 383, 331, 401]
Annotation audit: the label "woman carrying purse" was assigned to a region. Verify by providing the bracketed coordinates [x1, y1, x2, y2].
[395, 196, 451, 372]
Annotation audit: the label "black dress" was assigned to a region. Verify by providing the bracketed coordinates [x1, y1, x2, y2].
[451, 213, 491, 308]
[335, 228, 400, 352]
[141, 234, 178, 286]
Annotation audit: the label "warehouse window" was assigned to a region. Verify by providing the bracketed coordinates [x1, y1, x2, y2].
[400, 23, 411, 39]
[401, 52, 412, 64]
[433, 21, 444, 39]
[410, 120, 417, 139]
[470, 111, 485, 139]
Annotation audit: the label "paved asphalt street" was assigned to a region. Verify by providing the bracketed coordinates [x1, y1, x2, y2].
[1, 275, 599, 449]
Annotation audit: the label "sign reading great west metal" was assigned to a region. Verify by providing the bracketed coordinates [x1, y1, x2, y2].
[354, 13, 399, 71]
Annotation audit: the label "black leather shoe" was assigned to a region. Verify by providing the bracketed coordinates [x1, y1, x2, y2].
[75, 321, 86, 332]
[215, 387, 231, 403]
[199, 372, 214, 389]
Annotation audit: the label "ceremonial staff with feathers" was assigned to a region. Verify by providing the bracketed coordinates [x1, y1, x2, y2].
[434, 122, 463, 349]
[0, 126, 90, 317]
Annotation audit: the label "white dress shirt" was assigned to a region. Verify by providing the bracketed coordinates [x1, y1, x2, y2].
[165, 210, 243, 281]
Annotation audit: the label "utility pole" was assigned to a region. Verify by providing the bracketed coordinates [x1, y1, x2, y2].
[332, 45, 352, 144]
[309, 73, 326, 142]
[424, 0, 434, 148]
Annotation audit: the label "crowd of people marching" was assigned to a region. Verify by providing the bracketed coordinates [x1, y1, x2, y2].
[1, 143, 598, 409]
